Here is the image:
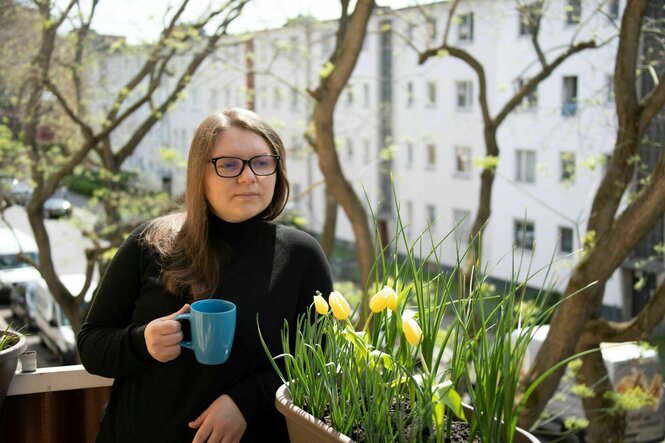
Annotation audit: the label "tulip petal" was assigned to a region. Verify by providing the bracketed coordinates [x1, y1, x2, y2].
[329, 290, 351, 320]
[313, 294, 329, 315]
[403, 317, 422, 346]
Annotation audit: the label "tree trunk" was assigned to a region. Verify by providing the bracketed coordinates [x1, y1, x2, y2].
[518, 1, 665, 430]
[576, 344, 627, 442]
[311, 0, 375, 322]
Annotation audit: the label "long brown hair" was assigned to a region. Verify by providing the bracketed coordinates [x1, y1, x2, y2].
[144, 108, 289, 299]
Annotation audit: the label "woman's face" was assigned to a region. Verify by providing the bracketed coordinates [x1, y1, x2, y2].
[204, 126, 277, 223]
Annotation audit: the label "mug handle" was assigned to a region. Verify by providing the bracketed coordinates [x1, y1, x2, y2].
[174, 313, 193, 349]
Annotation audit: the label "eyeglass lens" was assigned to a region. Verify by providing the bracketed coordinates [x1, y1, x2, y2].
[214, 155, 278, 177]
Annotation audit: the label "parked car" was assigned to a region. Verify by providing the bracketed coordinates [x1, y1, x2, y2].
[1, 178, 33, 206]
[0, 226, 40, 304]
[9, 281, 39, 331]
[43, 197, 72, 219]
[33, 273, 96, 365]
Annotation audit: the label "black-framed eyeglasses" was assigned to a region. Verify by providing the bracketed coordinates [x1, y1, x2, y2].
[210, 154, 280, 178]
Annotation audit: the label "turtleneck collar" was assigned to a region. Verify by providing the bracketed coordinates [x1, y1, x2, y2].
[207, 211, 265, 246]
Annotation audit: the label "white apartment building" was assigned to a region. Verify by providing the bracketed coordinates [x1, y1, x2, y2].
[92, 0, 663, 323]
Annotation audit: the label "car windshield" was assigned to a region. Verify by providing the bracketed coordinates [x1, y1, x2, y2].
[0, 252, 39, 269]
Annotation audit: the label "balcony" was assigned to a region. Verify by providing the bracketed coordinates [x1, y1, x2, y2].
[2, 364, 112, 442]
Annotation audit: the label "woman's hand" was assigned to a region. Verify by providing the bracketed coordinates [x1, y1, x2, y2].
[189, 394, 247, 443]
[144, 304, 190, 362]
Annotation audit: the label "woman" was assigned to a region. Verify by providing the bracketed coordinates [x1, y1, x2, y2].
[78, 108, 333, 442]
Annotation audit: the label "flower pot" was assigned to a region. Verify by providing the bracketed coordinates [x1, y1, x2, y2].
[0, 330, 27, 411]
[275, 384, 540, 443]
[275, 384, 354, 443]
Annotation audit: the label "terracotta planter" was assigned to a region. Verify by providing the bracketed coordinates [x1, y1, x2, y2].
[275, 384, 540, 443]
[275, 384, 353, 443]
[0, 330, 27, 411]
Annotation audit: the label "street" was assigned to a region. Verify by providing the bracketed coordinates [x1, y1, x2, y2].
[1, 194, 97, 368]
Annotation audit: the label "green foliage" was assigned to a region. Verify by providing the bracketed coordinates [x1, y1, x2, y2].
[0, 324, 17, 350]
[472, 155, 499, 172]
[603, 387, 659, 413]
[64, 168, 138, 197]
[319, 61, 334, 79]
[569, 383, 595, 399]
[259, 184, 592, 442]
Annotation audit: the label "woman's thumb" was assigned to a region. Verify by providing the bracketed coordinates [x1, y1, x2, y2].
[165, 303, 190, 320]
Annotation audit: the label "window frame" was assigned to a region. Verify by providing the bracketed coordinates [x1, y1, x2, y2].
[457, 12, 474, 42]
[456, 80, 473, 111]
[426, 143, 437, 169]
[562, 75, 578, 116]
[566, 0, 581, 25]
[514, 220, 535, 250]
[560, 152, 576, 183]
[559, 226, 574, 254]
[515, 149, 536, 183]
[454, 146, 472, 176]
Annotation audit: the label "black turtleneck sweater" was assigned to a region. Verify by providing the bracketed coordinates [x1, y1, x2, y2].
[77, 215, 333, 442]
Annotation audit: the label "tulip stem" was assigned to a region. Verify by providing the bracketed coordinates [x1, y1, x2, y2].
[418, 348, 430, 375]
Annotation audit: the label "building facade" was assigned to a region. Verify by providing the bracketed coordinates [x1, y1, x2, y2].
[90, 0, 663, 323]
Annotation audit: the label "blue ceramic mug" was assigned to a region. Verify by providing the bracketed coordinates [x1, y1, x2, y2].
[175, 299, 236, 365]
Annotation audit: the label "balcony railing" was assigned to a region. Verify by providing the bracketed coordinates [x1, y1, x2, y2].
[2, 365, 112, 443]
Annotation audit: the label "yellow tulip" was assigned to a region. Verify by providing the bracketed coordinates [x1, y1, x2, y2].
[402, 317, 422, 346]
[328, 290, 351, 320]
[385, 286, 398, 311]
[313, 294, 329, 315]
[369, 289, 389, 313]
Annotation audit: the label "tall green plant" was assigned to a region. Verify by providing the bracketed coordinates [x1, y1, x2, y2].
[260, 187, 596, 442]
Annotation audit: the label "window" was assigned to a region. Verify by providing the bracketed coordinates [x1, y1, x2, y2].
[562, 76, 578, 116]
[363, 139, 370, 163]
[290, 87, 299, 111]
[273, 86, 282, 109]
[291, 135, 301, 158]
[606, 74, 614, 103]
[290, 36, 299, 59]
[426, 81, 437, 107]
[406, 200, 414, 238]
[346, 138, 354, 159]
[560, 152, 575, 182]
[559, 227, 573, 253]
[321, 34, 332, 57]
[406, 142, 414, 168]
[515, 78, 538, 108]
[363, 83, 370, 108]
[407, 23, 415, 41]
[608, 0, 620, 20]
[406, 82, 414, 107]
[456, 80, 473, 110]
[345, 85, 354, 107]
[514, 220, 535, 250]
[453, 209, 471, 245]
[426, 204, 437, 232]
[291, 183, 301, 207]
[454, 146, 471, 176]
[518, 3, 541, 36]
[458, 12, 474, 42]
[516, 149, 536, 183]
[426, 144, 436, 168]
[190, 87, 200, 111]
[566, 0, 581, 25]
[428, 18, 437, 40]
[209, 88, 219, 112]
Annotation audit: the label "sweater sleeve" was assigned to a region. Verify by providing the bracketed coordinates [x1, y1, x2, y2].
[77, 226, 154, 378]
[225, 229, 333, 425]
